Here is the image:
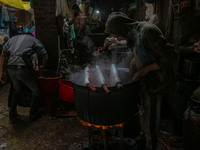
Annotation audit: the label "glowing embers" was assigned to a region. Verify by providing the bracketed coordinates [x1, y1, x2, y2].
[79, 118, 125, 150]
[77, 117, 124, 130]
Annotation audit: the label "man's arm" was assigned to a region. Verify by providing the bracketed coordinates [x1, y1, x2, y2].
[39, 57, 48, 71]
[33, 38, 48, 71]
[133, 63, 160, 80]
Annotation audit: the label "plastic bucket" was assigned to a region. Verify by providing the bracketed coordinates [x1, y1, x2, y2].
[58, 79, 74, 103]
[38, 70, 62, 94]
[37, 70, 63, 110]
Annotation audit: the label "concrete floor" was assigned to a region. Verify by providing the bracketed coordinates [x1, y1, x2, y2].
[0, 83, 183, 150]
[0, 83, 88, 150]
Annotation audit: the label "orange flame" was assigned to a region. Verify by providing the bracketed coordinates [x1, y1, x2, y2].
[77, 117, 124, 130]
[94, 47, 103, 51]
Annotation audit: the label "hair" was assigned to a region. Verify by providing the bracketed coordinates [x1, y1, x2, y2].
[72, 3, 80, 11]
[105, 12, 135, 38]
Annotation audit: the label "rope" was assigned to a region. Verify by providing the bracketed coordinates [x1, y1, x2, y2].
[169, 0, 181, 15]
[158, 138, 171, 150]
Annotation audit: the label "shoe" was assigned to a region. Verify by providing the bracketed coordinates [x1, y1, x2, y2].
[9, 107, 18, 123]
[29, 112, 42, 122]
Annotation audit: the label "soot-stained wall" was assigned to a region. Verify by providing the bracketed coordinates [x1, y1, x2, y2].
[33, 0, 58, 71]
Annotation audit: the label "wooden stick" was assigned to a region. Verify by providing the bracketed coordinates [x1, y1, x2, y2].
[102, 84, 111, 94]
[96, 64, 111, 94]
[116, 82, 123, 90]
[86, 83, 97, 92]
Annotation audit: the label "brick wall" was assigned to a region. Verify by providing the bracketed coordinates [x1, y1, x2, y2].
[33, 0, 59, 71]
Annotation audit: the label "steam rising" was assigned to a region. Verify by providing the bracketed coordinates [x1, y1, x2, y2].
[110, 64, 121, 86]
[69, 38, 135, 87]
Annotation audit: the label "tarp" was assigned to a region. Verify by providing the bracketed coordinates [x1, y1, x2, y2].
[0, 0, 31, 11]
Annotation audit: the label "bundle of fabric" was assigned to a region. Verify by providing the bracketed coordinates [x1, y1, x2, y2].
[55, 0, 69, 17]
[0, 5, 10, 35]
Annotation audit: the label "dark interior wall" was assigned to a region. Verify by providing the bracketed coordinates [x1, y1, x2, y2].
[155, 0, 175, 42]
[172, 18, 181, 49]
[172, 3, 200, 48]
[134, 1, 147, 21]
[179, 15, 200, 43]
[158, 0, 169, 36]
[33, 0, 58, 71]
[173, 15, 200, 49]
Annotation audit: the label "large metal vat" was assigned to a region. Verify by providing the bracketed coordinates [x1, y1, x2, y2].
[71, 67, 140, 125]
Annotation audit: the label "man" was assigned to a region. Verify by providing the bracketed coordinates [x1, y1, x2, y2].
[9, 16, 19, 38]
[69, 3, 94, 67]
[0, 32, 48, 123]
[105, 12, 177, 149]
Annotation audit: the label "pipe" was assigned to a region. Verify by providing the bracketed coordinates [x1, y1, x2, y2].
[84, 66, 96, 92]
[86, 83, 97, 92]
[96, 64, 111, 94]
[110, 64, 123, 89]
[56, 35, 61, 74]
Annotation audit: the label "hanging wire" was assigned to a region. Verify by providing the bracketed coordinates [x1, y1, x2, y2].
[158, 138, 171, 150]
[169, 0, 181, 15]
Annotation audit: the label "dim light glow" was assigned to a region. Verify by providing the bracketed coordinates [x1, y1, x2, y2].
[77, 117, 124, 130]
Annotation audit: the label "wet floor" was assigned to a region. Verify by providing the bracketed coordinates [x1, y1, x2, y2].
[0, 83, 183, 150]
[0, 84, 88, 150]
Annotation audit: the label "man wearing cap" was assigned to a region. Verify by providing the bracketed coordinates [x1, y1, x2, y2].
[105, 12, 177, 149]
[0, 31, 48, 123]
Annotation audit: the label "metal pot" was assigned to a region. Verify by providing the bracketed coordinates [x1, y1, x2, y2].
[72, 68, 140, 125]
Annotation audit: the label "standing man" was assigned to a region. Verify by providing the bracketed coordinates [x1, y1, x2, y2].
[69, 3, 94, 67]
[105, 12, 177, 149]
[0, 32, 48, 123]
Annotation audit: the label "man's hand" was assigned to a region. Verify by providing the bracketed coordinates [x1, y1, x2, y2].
[133, 67, 150, 80]
[133, 63, 160, 80]
[38, 57, 48, 77]
[38, 65, 45, 77]
[129, 58, 136, 75]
